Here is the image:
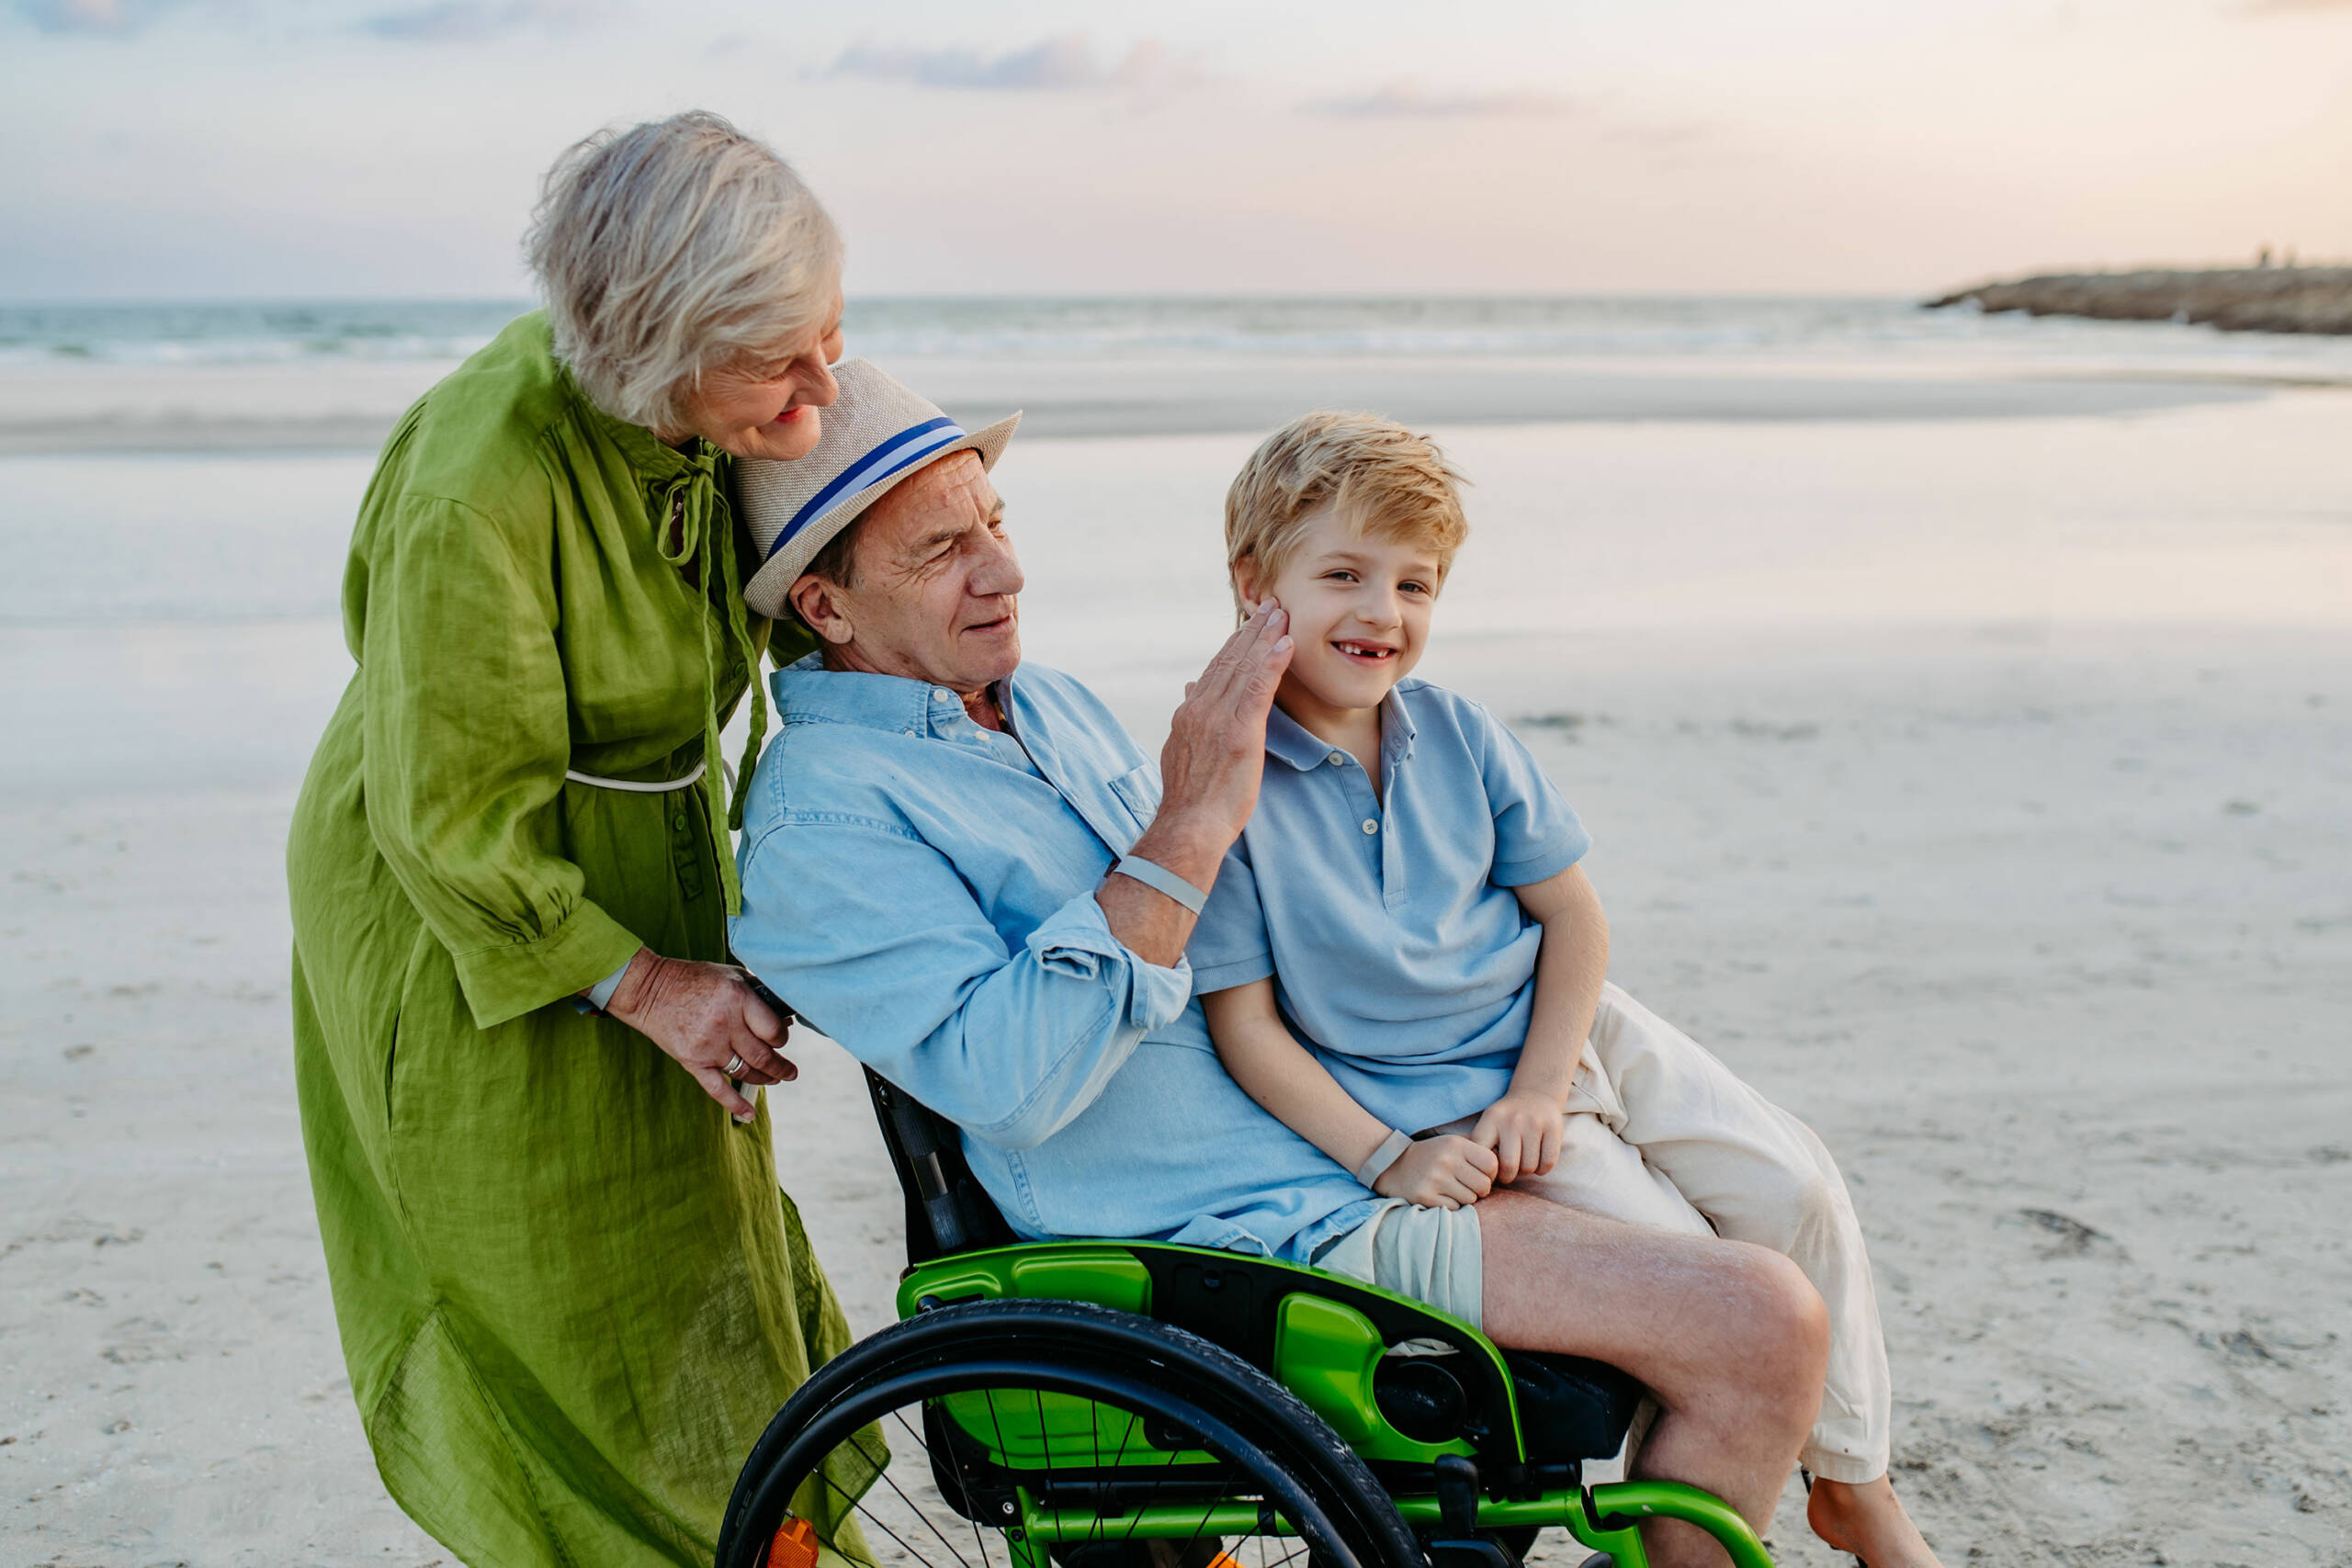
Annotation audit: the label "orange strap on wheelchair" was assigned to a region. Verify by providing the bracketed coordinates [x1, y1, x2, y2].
[766, 1515, 820, 1568]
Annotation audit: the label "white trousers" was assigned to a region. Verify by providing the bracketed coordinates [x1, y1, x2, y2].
[1430, 982, 1891, 1483]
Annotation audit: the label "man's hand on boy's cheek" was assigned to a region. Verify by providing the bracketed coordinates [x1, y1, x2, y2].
[1472, 1091, 1566, 1185]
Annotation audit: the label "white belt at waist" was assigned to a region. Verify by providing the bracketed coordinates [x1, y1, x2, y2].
[564, 762, 707, 794]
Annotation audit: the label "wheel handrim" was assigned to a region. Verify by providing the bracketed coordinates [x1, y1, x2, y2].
[729, 1358, 1361, 1568]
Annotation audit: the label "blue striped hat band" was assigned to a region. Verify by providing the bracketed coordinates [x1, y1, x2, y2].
[765, 415, 968, 560]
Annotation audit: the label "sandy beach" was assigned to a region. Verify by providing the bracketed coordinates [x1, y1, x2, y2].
[3, 342, 2348, 1566]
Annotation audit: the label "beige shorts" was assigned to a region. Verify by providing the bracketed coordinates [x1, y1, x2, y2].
[1419, 983, 1893, 1483]
[1311, 1197, 1485, 1327]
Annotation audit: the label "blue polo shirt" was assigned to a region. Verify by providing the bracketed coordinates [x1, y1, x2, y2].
[730, 655, 1381, 1263]
[1188, 679, 1591, 1134]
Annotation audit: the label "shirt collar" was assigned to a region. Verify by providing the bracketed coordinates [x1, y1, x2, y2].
[1263, 685, 1418, 773]
[770, 652, 1012, 744]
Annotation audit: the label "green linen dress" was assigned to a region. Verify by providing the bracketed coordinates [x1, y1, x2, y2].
[287, 312, 881, 1568]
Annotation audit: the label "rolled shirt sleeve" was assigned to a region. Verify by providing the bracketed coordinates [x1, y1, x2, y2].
[1185, 836, 1276, 995]
[733, 818, 1191, 1151]
[1476, 703, 1593, 886]
[358, 495, 642, 1027]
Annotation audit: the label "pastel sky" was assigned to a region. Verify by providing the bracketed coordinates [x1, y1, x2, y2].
[4, 0, 2348, 299]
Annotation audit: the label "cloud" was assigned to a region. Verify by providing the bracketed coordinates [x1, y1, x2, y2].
[1600, 120, 1715, 152]
[822, 33, 1200, 94]
[1310, 81, 1577, 118]
[360, 0, 605, 42]
[10, 0, 185, 33]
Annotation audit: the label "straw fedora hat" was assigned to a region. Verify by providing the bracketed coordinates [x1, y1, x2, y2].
[737, 359, 1021, 619]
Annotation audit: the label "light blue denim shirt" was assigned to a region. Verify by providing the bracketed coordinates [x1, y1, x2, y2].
[1187, 679, 1590, 1135]
[730, 654, 1382, 1262]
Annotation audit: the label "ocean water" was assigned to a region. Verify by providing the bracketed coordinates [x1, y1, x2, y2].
[2, 294, 2347, 799]
[7, 294, 2352, 377]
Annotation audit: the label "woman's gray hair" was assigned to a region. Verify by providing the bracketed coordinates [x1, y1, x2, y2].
[526, 111, 842, 434]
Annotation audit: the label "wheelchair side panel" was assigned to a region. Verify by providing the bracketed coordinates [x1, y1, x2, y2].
[899, 1240, 1513, 1469]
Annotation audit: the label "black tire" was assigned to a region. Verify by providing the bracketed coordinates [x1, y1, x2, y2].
[717, 1298, 1423, 1568]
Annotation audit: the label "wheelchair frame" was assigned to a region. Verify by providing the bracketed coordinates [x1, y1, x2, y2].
[717, 1066, 1780, 1568]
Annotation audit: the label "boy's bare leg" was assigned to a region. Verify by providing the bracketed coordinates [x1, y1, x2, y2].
[1477, 1190, 1829, 1568]
[1807, 1475, 1944, 1568]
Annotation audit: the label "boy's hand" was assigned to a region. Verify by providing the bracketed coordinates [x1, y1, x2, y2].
[1373, 1135, 1498, 1210]
[1471, 1092, 1566, 1185]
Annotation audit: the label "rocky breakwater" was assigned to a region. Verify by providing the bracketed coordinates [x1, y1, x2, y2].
[1928, 266, 2352, 334]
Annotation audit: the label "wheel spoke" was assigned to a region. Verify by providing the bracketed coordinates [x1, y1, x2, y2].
[821, 1468, 950, 1568]
[1034, 1386, 1062, 1554]
[722, 1302, 1421, 1568]
[1086, 1394, 1102, 1548]
[891, 1408, 1001, 1568]
[1173, 1451, 1235, 1567]
[872, 1449, 980, 1568]
[1097, 1391, 1143, 1547]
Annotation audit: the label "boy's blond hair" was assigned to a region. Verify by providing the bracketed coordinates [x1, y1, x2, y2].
[1223, 412, 1468, 615]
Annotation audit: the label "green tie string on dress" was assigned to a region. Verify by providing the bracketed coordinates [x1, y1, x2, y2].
[655, 448, 769, 916]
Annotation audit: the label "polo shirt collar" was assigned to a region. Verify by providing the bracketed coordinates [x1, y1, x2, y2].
[1264, 686, 1419, 773]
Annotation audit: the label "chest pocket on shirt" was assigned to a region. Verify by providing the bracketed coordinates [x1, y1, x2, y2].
[1104, 762, 1162, 836]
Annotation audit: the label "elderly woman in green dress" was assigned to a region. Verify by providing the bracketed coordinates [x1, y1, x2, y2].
[287, 112, 878, 1568]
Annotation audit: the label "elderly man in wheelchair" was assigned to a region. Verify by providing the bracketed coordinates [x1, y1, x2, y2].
[721, 366, 1834, 1568]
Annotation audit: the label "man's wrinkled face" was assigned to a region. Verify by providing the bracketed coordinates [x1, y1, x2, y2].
[674, 288, 844, 461]
[793, 451, 1024, 694]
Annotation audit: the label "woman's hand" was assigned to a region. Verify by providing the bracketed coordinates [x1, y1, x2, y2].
[1470, 1091, 1567, 1186]
[604, 950, 796, 1122]
[1374, 1134, 1499, 1210]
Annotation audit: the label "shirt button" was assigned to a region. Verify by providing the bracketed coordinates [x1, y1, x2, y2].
[673, 813, 688, 830]
[1362, 818, 1379, 835]
[933, 688, 956, 703]
[1329, 751, 1348, 767]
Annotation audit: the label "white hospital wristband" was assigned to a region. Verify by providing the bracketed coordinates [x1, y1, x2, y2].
[1354, 1129, 1415, 1189]
[1113, 854, 1208, 915]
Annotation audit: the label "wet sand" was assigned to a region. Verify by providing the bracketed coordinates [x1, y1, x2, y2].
[3, 388, 2348, 1565]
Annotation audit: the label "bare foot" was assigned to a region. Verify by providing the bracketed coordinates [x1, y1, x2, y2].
[1806, 1474, 1944, 1568]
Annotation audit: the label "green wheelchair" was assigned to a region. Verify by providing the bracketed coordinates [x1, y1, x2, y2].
[717, 1069, 1780, 1568]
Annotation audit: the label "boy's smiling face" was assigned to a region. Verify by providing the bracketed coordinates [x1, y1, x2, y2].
[1239, 506, 1445, 717]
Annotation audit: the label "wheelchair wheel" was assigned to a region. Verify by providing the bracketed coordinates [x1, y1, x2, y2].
[717, 1298, 1424, 1568]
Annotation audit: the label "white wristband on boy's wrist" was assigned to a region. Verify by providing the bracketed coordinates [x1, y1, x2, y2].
[1354, 1128, 1415, 1189]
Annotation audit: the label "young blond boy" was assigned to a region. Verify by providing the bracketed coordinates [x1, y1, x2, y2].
[1187, 412, 1943, 1568]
